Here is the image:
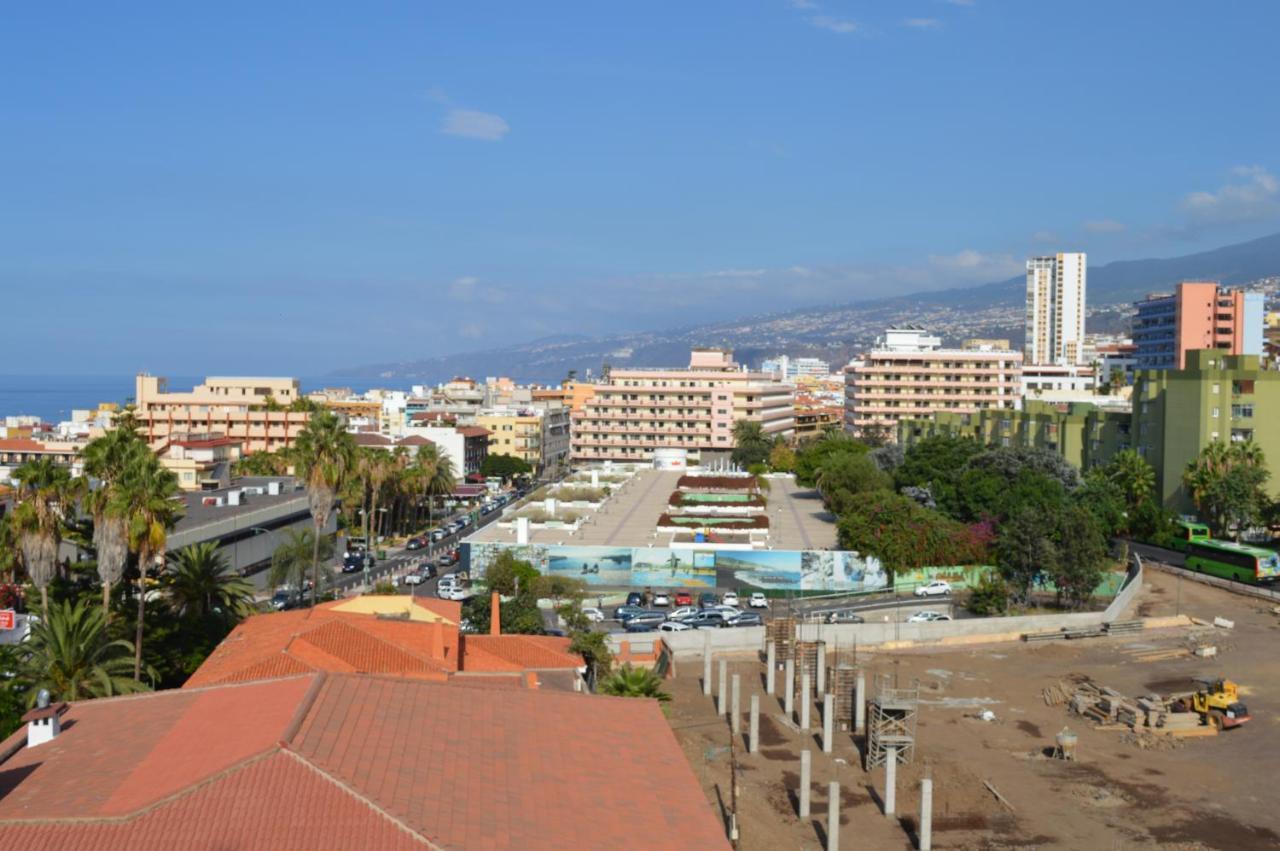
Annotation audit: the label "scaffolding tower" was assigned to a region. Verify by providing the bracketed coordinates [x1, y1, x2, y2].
[866, 675, 919, 769]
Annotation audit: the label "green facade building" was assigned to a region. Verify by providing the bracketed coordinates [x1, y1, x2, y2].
[898, 350, 1279, 513]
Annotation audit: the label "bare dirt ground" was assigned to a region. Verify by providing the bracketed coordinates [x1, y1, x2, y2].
[667, 568, 1280, 850]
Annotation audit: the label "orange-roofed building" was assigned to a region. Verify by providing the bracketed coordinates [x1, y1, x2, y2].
[185, 595, 585, 691]
[0, 672, 730, 850]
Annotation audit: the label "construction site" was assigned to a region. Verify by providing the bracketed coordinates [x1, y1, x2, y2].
[664, 564, 1280, 849]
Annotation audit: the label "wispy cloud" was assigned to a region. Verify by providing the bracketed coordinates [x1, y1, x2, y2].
[785, 0, 818, 7]
[927, 249, 1022, 278]
[1031, 230, 1057, 244]
[941, 0, 974, 6]
[448, 275, 508, 303]
[904, 18, 942, 29]
[808, 15, 859, 34]
[1180, 165, 1279, 226]
[1083, 219, 1126, 234]
[442, 109, 510, 141]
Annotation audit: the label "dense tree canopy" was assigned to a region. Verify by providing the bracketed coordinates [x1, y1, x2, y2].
[837, 491, 991, 571]
[481, 453, 533, 481]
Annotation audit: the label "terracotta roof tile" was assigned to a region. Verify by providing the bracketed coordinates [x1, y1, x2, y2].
[460, 635, 584, 672]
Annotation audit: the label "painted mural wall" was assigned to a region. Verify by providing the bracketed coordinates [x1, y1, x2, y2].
[461, 542, 889, 593]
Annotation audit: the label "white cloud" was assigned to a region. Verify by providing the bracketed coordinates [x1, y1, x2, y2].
[448, 276, 508, 304]
[927, 249, 1021, 278]
[808, 15, 859, 34]
[1083, 219, 1126, 234]
[1031, 230, 1057, 244]
[705, 268, 768, 279]
[904, 18, 942, 28]
[1180, 165, 1279, 225]
[442, 109, 510, 141]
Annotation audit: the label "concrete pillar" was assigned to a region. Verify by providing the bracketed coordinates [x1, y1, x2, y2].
[920, 777, 933, 851]
[718, 659, 728, 716]
[799, 750, 811, 818]
[800, 672, 811, 730]
[731, 675, 742, 735]
[766, 641, 776, 695]
[816, 651, 826, 695]
[703, 649, 712, 697]
[749, 695, 760, 754]
[827, 782, 840, 851]
[855, 672, 866, 733]
[822, 693, 834, 753]
[885, 746, 897, 817]
[784, 659, 795, 715]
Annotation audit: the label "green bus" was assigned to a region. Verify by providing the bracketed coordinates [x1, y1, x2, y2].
[1184, 540, 1280, 584]
[1168, 520, 1211, 553]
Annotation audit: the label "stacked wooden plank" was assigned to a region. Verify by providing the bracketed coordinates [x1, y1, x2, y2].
[1063, 680, 1216, 739]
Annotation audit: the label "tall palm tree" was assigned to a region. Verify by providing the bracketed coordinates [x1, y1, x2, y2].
[21, 598, 148, 703]
[165, 542, 255, 622]
[11, 458, 74, 618]
[423, 446, 456, 527]
[291, 412, 355, 604]
[270, 528, 334, 594]
[365, 448, 394, 544]
[110, 452, 182, 680]
[82, 427, 149, 619]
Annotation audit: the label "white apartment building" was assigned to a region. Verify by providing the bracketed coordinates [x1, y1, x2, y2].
[1025, 252, 1088, 365]
[844, 328, 1023, 439]
[761, 356, 832, 381]
[571, 348, 794, 464]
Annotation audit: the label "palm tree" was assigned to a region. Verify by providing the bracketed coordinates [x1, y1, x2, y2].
[291, 411, 355, 604]
[11, 458, 74, 618]
[82, 427, 149, 619]
[423, 446, 456, 527]
[365, 448, 395, 544]
[1106, 449, 1155, 511]
[599, 664, 671, 701]
[110, 452, 182, 680]
[165, 542, 255, 622]
[270, 528, 333, 595]
[21, 598, 148, 703]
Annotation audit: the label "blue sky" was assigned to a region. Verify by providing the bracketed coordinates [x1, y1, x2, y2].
[4, 1, 1280, 375]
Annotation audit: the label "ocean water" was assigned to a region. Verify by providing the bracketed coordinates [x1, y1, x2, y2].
[0, 374, 392, 425]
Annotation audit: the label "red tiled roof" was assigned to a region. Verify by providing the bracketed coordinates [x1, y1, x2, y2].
[395, 435, 432, 446]
[353, 433, 395, 447]
[0, 438, 57, 452]
[460, 635, 584, 673]
[457, 426, 490, 437]
[0, 673, 729, 850]
[184, 599, 460, 689]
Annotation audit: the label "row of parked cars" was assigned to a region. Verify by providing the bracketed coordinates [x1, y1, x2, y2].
[596, 590, 770, 632]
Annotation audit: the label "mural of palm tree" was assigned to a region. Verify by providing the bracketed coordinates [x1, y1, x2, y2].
[291, 411, 355, 605]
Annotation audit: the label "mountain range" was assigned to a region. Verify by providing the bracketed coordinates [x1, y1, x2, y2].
[330, 231, 1280, 385]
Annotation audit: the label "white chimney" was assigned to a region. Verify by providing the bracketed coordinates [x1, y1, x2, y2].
[226, 489, 242, 506]
[516, 516, 530, 545]
[267, 480, 281, 495]
[544, 498, 556, 517]
[24, 690, 66, 748]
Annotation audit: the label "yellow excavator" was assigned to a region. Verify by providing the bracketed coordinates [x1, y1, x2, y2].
[1174, 678, 1252, 730]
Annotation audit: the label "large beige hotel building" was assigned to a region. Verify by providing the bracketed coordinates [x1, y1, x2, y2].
[134, 375, 311, 455]
[571, 349, 794, 464]
[844, 328, 1022, 439]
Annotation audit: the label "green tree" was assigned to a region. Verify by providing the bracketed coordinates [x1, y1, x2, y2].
[10, 457, 74, 618]
[966, 572, 1010, 616]
[1104, 449, 1156, 516]
[837, 491, 990, 571]
[109, 451, 183, 680]
[165, 542, 255, 623]
[996, 509, 1057, 604]
[730, 420, 772, 469]
[292, 411, 356, 604]
[1074, 470, 1127, 538]
[1183, 440, 1271, 538]
[21, 598, 149, 703]
[234, 450, 292, 477]
[599, 664, 670, 701]
[768, 442, 797, 473]
[893, 435, 982, 515]
[815, 451, 892, 513]
[1051, 506, 1108, 609]
[480, 453, 533, 481]
[270, 528, 334, 593]
[463, 550, 545, 634]
[794, 432, 868, 488]
[82, 426, 149, 619]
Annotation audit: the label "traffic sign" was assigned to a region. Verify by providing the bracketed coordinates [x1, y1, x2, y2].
[0, 610, 15, 631]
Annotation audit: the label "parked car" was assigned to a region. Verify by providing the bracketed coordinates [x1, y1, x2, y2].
[825, 610, 865, 625]
[907, 610, 952, 623]
[711, 605, 742, 619]
[405, 536, 426, 551]
[438, 549, 460, 567]
[667, 606, 700, 622]
[341, 552, 365, 574]
[722, 591, 739, 607]
[613, 604, 646, 621]
[652, 592, 671, 607]
[429, 529, 447, 542]
[626, 592, 645, 608]
[698, 592, 719, 609]
[625, 622, 657, 633]
[724, 612, 763, 628]
[914, 580, 953, 598]
[622, 610, 667, 627]
[684, 611, 727, 629]
[580, 607, 605, 623]
[402, 568, 430, 586]
[749, 592, 769, 609]
[658, 621, 691, 632]
[439, 586, 473, 602]
[674, 591, 694, 607]
[269, 590, 298, 611]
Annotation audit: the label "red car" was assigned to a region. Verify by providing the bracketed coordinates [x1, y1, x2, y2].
[674, 591, 693, 607]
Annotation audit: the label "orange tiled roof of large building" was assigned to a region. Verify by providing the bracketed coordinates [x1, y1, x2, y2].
[459, 634, 586, 672]
[0, 673, 730, 849]
[184, 596, 462, 688]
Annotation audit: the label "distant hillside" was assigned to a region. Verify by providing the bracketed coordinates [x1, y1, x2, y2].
[331, 231, 1280, 384]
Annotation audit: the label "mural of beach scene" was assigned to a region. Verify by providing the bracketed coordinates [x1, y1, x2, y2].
[631, 548, 717, 587]
[712, 550, 802, 590]
[800, 551, 888, 592]
[546, 546, 633, 586]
